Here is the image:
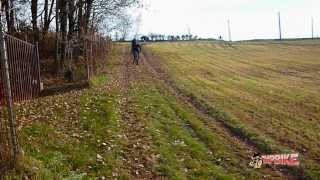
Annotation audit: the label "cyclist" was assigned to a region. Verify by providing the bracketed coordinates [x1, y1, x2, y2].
[131, 38, 142, 65]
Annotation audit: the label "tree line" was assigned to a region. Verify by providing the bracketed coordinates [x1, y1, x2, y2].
[0, 0, 140, 72]
[1, 0, 140, 38]
[140, 34, 199, 42]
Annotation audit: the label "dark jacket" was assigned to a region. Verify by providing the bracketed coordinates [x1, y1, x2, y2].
[131, 39, 141, 52]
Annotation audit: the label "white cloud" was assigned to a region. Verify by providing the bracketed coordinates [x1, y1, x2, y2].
[137, 0, 320, 40]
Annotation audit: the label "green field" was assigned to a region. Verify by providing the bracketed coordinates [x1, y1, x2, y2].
[5, 40, 320, 179]
[146, 40, 320, 178]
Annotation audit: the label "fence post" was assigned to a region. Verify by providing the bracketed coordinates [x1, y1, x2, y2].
[85, 40, 90, 81]
[0, 12, 19, 163]
[90, 39, 93, 75]
[35, 42, 42, 91]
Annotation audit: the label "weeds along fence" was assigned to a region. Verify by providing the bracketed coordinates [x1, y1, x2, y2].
[0, 33, 41, 172]
[84, 34, 113, 78]
[48, 33, 112, 87]
[0, 32, 111, 173]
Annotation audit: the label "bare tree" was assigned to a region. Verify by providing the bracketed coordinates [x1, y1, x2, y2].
[117, 13, 132, 41]
[149, 33, 155, 41]
[67, 0, 76, 39]
[2, 0, 16, 33]
[185, 34, 189, 40]
[58, 0, 67, 72]
[0, 0, 141, 73]
[42, 0, 55, 37]
[31, 0, 39, 41]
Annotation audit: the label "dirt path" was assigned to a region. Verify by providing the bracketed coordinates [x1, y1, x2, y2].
[141, 50, 298, 179]
[119, 48, 157, 179]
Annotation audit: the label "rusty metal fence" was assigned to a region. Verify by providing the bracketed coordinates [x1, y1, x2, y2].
[0, 33, 41, 173]
[0, 35, 41, 104]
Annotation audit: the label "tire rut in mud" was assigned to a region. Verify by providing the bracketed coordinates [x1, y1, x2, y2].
[142, 51, 259, 151]
[141, 50, 299, 179]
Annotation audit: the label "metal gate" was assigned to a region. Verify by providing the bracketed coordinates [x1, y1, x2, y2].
[0, 34, 41, 104]
[0, 34, 41, 173]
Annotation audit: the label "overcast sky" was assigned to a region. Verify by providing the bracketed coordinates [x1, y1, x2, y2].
[132, 0, 320, 40]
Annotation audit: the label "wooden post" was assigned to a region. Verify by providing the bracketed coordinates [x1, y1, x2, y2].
[0, 11, 19, 162]
[86, 40, 90, 81]
[55, 1, 60, 74]
[35, 42, 42, 91]
[90, 39, 93, 75]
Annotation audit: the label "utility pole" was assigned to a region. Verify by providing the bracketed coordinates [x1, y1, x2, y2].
[187, 26, 191, 40]
[278, 12, 282, 40]
[311, 17, 314, 39]
[228, 19, 232, 42]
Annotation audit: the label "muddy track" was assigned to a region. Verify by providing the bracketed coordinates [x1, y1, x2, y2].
[142, 51, 259, 151]
[141, 50, 298, 179]
[119, 48, 156, 179]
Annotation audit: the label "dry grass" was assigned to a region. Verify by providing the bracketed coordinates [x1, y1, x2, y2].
[146, 40, 320, 177]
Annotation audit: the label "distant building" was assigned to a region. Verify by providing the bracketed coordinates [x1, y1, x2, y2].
[141, 36, 150, 42]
